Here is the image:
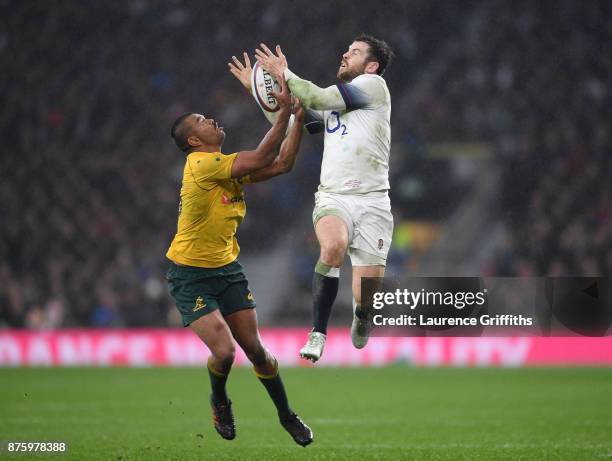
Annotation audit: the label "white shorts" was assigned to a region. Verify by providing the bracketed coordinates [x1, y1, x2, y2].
[312, 191, 394, 266]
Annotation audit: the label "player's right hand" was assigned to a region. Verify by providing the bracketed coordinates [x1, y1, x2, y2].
[270, 74, 291, 110]
[293, 97, 305, 122]
[254, 44, 288, 82]
[228, 52, 252, 91]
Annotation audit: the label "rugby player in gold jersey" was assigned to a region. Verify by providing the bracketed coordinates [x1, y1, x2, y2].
[166, 76, 312, 446]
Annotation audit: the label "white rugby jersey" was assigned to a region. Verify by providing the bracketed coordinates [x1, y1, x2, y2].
[317, 74, 391, 195]
[260, 70, 391, 195]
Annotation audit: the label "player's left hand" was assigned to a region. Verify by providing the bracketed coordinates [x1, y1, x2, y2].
[254, 44, 288, 81]
[269, 74, 291, 111]
[228, 52, 252, 91]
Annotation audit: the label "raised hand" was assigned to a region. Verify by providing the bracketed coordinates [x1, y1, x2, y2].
[228, 52, 253, 91]
[292, 97, 305, 122]
[269, 74, 291, 110]
[254, 43, 288, 82]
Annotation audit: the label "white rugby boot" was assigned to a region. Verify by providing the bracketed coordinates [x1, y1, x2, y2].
[299, 331, 326, 362]
[351, 304, 373, 349]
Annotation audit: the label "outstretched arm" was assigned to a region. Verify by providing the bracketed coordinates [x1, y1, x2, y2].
[254, 44, 345, 110]
[230, 75, 291, 178]
[229, 51, 325, 134]
[228, 52, 283, 127]
[282, 70, 346, 110]
[248, 99, 306, 183]
[255, 43, 379, 112]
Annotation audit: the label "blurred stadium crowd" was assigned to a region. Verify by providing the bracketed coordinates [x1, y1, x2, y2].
[1, 0, 609, 328]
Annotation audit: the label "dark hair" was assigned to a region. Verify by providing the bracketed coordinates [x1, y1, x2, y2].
[353, 34, 394, 76]
[170, 112, 194, 152]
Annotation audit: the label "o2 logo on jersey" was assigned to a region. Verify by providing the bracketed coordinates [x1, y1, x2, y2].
[326, 111, 348, 136]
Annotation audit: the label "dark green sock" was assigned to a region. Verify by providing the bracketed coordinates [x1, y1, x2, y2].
[256, 366, 291, 418]
[208, 359, 229, 404]
[312, 261, 340, 334]
[355, 302, 366, 318]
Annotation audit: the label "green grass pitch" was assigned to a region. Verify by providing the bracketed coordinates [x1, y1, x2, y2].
[1, 367, 611, 460]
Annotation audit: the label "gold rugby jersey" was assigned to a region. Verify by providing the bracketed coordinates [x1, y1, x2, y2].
[166, 151, 249, 268]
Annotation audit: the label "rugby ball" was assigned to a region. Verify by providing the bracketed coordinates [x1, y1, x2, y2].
[251, 60, 281, 112]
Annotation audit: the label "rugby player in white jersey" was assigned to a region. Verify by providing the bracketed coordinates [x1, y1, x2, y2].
[229, 35, 394, 362]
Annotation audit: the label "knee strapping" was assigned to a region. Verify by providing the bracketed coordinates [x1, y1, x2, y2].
[207, 357, 229, 377]
[253, 356, 279, 379]
[315, 260, 340, 278]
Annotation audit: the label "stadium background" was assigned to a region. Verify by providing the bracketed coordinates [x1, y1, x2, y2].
[1, 1, 611, 459]
[2, 0, 610, 330]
